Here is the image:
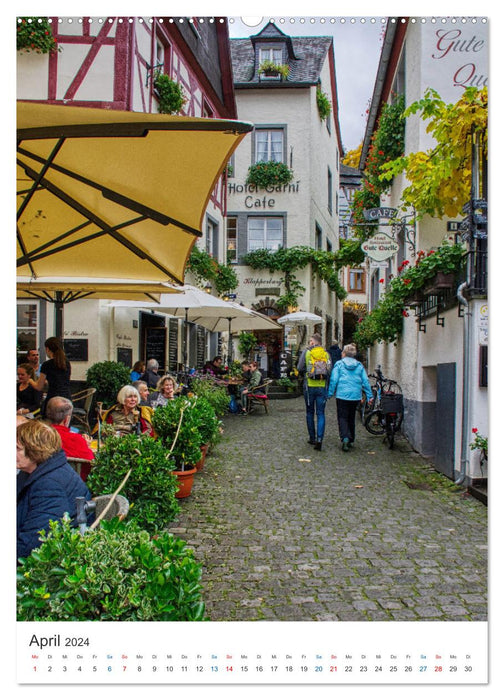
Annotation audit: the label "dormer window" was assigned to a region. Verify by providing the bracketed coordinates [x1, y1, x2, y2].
[259, 47, 283, 64]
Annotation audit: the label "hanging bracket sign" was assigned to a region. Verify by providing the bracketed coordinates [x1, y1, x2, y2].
[361, 233, 400, 262]
[363, 207, 398, 221]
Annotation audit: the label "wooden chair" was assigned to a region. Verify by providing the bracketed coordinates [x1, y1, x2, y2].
[67, 457, 94, 482]
[71, 388, 96, 434]
[246, 379, 273, 414]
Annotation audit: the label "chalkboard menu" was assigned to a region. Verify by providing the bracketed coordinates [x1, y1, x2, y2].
[144, 327, 166, 371]
[196, 326, 205, 369]
[168, 319, 179, 372]
[63, 338, 88, 362]
[117, 347, 132, 368]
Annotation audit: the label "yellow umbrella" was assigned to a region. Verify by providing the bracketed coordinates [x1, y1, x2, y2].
[17, 101, 252, 284]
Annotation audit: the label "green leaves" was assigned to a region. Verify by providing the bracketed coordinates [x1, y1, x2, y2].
[17, 519, 207, 621]
[153, 73, 186, 115]
[86, 361, 131, 407]
[17, 17, 58, 54]
[382, 87, 487, 218]
[187, 247, 238, 295]
[246, 161, 293, 189]
[87, 434, 180, 531]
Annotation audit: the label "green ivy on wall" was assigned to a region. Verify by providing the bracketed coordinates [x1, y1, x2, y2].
[186, 247, 238, 296]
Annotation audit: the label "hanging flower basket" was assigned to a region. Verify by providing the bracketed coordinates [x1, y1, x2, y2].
[17, 17, 58, 54]
[423, 272, 455, 295]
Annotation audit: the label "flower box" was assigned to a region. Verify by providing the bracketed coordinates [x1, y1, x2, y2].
[423, 272, 455, 295]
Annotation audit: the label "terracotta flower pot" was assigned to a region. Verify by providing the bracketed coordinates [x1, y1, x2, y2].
[172, 467, 197, 498]
[195, 443, 209, 471]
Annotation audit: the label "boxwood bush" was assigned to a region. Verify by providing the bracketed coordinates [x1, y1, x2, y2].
[86, 360, 131, 407]
[17, 517, 206, 621]
[87, 433, 180, 531]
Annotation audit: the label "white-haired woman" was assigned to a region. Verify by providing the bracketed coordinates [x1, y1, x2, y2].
[103, 385, 153, 436]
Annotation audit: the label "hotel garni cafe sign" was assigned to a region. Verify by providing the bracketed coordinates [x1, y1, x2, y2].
[228, 180, 300, 209]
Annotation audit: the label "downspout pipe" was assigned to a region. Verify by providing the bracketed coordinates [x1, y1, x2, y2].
[455, 281, 470, 485]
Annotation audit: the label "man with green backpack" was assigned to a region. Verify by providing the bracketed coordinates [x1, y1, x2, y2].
[303, 333, 331, 451]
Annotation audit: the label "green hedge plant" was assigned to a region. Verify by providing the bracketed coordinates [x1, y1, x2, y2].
[87, 433, 180, 531]
[17, 517, 206, 621]
[86, 360, 131, 406]
[190, 376, 230, 417]
[152, 396, 203, 469]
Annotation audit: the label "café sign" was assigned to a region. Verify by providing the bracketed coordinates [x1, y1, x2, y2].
[363, 207, 398, 221]
[361, 233, 400, 262]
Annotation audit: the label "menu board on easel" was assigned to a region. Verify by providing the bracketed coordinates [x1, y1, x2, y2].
[144, 327, 166, 371]
[168, 319, 179, 372]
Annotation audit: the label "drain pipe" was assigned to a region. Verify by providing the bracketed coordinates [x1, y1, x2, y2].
[456, 281, 471, 485]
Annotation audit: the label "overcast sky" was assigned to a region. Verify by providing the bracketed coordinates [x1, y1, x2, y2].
[227, 16, 384, 152]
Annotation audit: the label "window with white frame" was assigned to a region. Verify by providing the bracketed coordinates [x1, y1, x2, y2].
[248, 217, 283, 252]
[255, 129, 283, 163]
[259, 47, 283, 64]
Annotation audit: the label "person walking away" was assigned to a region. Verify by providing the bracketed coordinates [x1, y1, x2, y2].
[28, 337, 72, 415]
[328, 338, 342, 367]
[304, 333, 331, 451]
[327, 343, 373, 451]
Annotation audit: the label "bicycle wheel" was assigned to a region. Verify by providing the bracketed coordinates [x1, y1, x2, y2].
[364, 409, 386, 435]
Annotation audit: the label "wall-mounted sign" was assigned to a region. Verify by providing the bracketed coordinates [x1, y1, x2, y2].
[361, 233, 400, 262]
[363, 207, 398, 221]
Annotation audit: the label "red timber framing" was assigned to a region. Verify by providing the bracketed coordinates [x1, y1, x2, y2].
[40, 16, 237, 213]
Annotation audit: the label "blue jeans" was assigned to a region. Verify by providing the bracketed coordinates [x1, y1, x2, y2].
[305, 386, 327, 442]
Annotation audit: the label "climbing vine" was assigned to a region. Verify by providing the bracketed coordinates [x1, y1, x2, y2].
[380, 87, 488, 218]
[350, 94, 405, 238]
[186, 247, 238, 296]
[242, 241, 364, 310]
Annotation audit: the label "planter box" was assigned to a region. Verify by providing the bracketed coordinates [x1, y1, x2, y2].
[424, 272, 455, 295]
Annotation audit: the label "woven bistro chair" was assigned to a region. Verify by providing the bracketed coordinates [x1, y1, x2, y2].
[246, 379, 273, 414]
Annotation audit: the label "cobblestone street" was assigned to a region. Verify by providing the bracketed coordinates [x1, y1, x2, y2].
[170, 396, 487, 622]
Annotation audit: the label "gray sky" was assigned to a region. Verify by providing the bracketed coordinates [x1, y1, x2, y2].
[227, 16, 384, 152]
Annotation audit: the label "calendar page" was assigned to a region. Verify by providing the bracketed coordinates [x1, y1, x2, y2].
[12, 3, 495, 696]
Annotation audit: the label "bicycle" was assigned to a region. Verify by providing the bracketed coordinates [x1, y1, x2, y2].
[364, 366, 404, 448]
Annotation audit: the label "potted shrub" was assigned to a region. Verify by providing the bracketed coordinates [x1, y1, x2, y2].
[17, 517, 207, 621]
[277, 376, 296, 392]
[188, 396, 222, 470]
[87, 433, 180, 531]
[153, 72, 186, 114]
[190, 376, 230, 417]
[246, 160, 293, 189]
[86, 360, 131, 407]
[238, 331, 258, 361]
[152, 397, 203, 496]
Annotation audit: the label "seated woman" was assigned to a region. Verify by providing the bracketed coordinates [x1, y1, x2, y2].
[148, 374, 178, 409]
[101, 385, 153, 436]
[238, 360, 262, 414]
[16, 363, 41, 416]
[130, 360, 145, 383]
[17, 420, 92, 560]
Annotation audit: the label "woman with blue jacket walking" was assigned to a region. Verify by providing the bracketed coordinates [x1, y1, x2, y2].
[327, 343, 373, 451]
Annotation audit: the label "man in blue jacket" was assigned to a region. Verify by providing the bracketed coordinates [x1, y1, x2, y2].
[327, 343, 373, 451]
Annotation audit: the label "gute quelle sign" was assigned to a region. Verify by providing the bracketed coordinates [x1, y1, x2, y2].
[361, 233, 400, 262]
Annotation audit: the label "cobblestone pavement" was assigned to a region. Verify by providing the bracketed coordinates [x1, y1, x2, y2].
[170, 396, 487, 622]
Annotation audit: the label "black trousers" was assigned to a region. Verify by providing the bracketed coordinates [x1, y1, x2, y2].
[336, 398, 360, 442]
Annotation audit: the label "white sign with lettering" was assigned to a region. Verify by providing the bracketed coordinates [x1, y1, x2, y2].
[361, 233, 400, 262]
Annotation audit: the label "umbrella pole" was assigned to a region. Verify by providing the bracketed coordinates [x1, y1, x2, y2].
[55, 291, 64, 340]
[183, 309, 188, 371]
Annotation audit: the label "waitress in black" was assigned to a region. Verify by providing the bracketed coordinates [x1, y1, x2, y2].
[29, 337, 72, 414]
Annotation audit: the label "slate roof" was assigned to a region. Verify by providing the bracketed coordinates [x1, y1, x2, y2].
[230, 23, 333, 86]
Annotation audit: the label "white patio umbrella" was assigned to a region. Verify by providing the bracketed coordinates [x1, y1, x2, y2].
[276, 311, 323, 324]
[109, 286, 278, 366]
